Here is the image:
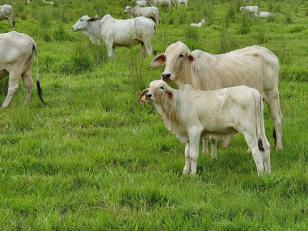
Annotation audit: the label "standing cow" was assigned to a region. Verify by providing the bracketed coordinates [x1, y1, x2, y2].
[152, 41, 283, 151]
[0, 31, 45, 108]
[0, 4, 15, 27]
[72, 15, 155, 58]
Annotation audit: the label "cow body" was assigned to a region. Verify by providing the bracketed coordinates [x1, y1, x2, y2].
[152, 41, 283, 151]
[259, 11, 272, 18]
[0, 31, 44, 107]
[72, 15, 155, 58]
[139, 80, 271, 175]
[0, 4, 15, 27]
[190, 19, 206, 28]
[177, 0, 188, 6]
[240, 6, 259, 17]
[125, 6, 160, 24]
[150, 0, 174, 10]
[136, 0, 148, 7]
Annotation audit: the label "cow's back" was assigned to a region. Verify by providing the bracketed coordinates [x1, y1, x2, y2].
[190, 46, 279, 96]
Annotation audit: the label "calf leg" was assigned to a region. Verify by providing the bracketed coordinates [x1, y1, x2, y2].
[2, 72, 20, 108]
[183, 143, 191, 175]
[243, 132, 265, 175]
[188, 127, 202, 175]
[22, 71, 34, 105]
[266, 90, 283, 150]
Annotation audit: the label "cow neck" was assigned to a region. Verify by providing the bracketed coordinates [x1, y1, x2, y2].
[154, 90, 181, 132]
[175, 62, 198, 88]
[83, 20, 101, 44]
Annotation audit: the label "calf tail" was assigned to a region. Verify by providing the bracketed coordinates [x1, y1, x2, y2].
[254, 91, 265, 152]
[32, 43, 46, 105]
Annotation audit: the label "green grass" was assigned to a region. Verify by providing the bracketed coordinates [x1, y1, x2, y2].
[0, 0, 307, 230]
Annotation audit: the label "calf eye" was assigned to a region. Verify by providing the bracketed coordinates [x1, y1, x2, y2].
[160, 86, 164, 90]
[179, 53, 184, 58]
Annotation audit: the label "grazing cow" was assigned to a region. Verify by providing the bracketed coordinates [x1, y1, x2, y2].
[151, 41, 283, 151]
[190, 19, 206, 28]
[27, 0, 54, 5]
[258, 11, 272, 18]
[240, 6, 259, 17]
[150, 0, 174, 10]
[72, 15, 155, 58]
[136, 0, 148, 7]
[0, 4, 15, 27]
[0, 31, 45, 108]
[177, 0, 188, 7]
[125, 6, 160, 24]
[138, 80, 271, 175]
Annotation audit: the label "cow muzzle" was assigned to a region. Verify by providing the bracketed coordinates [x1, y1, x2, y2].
[161, 73, 171, 82]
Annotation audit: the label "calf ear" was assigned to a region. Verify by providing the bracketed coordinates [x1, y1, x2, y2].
[138, 88, 149, 104]
[187, 54, 195, 63]
[151, 53, 166, 67]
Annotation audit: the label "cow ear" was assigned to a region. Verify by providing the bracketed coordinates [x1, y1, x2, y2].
[151, 53, 166, 67]
[167, 90, 173, 100]
[138, 88, 149, 104]
[187, 54, 195, 63]
[88, 16, 98, 22]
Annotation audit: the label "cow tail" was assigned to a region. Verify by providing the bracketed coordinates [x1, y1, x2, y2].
[254, 91, 264, 152]
[32, 43, 46, 105]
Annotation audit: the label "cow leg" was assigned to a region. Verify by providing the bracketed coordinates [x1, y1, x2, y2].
[210, 138, 218, 159]
[183, 143, 191, 175]
[266, 90, 283, 150]
[140, 42, 147, 58]
[22, 71, 34, 105]
[202, 136, 209, 156]
[143, 39, 153, 56]
[106, 42, 115, 58]
[262, 146, 271, 174]
[188, 127, 202, 175]
[243, 132, 265, 175]
[2, 72, 20, 108]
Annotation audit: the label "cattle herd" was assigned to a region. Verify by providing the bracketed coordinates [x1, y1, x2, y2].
[0, 0, 283, 176]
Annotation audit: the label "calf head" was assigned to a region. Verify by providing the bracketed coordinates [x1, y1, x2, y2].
[72, 15, 99, 32]
[151, 41, 195, 83]
[138, 80, 173, 104]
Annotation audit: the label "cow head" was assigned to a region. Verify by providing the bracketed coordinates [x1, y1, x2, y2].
[138, 80, 173, 104]
[151, 41, 195, 83]
[72, 15, 99, 32]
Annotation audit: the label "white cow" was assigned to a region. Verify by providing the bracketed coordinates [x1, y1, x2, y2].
[72, 15, 155, 58]
[125, 6, 160, 24]
[190, 19, 206, 28]
[150, 0, 174, 10]
[27, 0, 54, 5]
[177, 0, 188, 7]
[138, 80, 271, 175]
[0, 4, 15, 27]
[258, 11, 272, 18]
[240, 6, 259, 17]
[136, 0, 148, 7]
[0, 31, 45, 108]
[152, 41, 283, 151]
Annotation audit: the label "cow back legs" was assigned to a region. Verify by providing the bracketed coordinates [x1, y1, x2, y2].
[183, 143, 191, 175]
[22, 70, 34, 105]
[2, 72, 20, 108]
[266, 90, 283, 150]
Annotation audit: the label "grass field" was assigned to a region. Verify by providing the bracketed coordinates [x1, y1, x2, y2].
[0, 0, 307, 230]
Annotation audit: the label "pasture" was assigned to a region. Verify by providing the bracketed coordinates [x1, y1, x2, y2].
[0, 0, 307, 230]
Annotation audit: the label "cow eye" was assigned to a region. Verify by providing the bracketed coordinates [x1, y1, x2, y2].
[179, 53, 184, 58]
[160, 86, 164, 90]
